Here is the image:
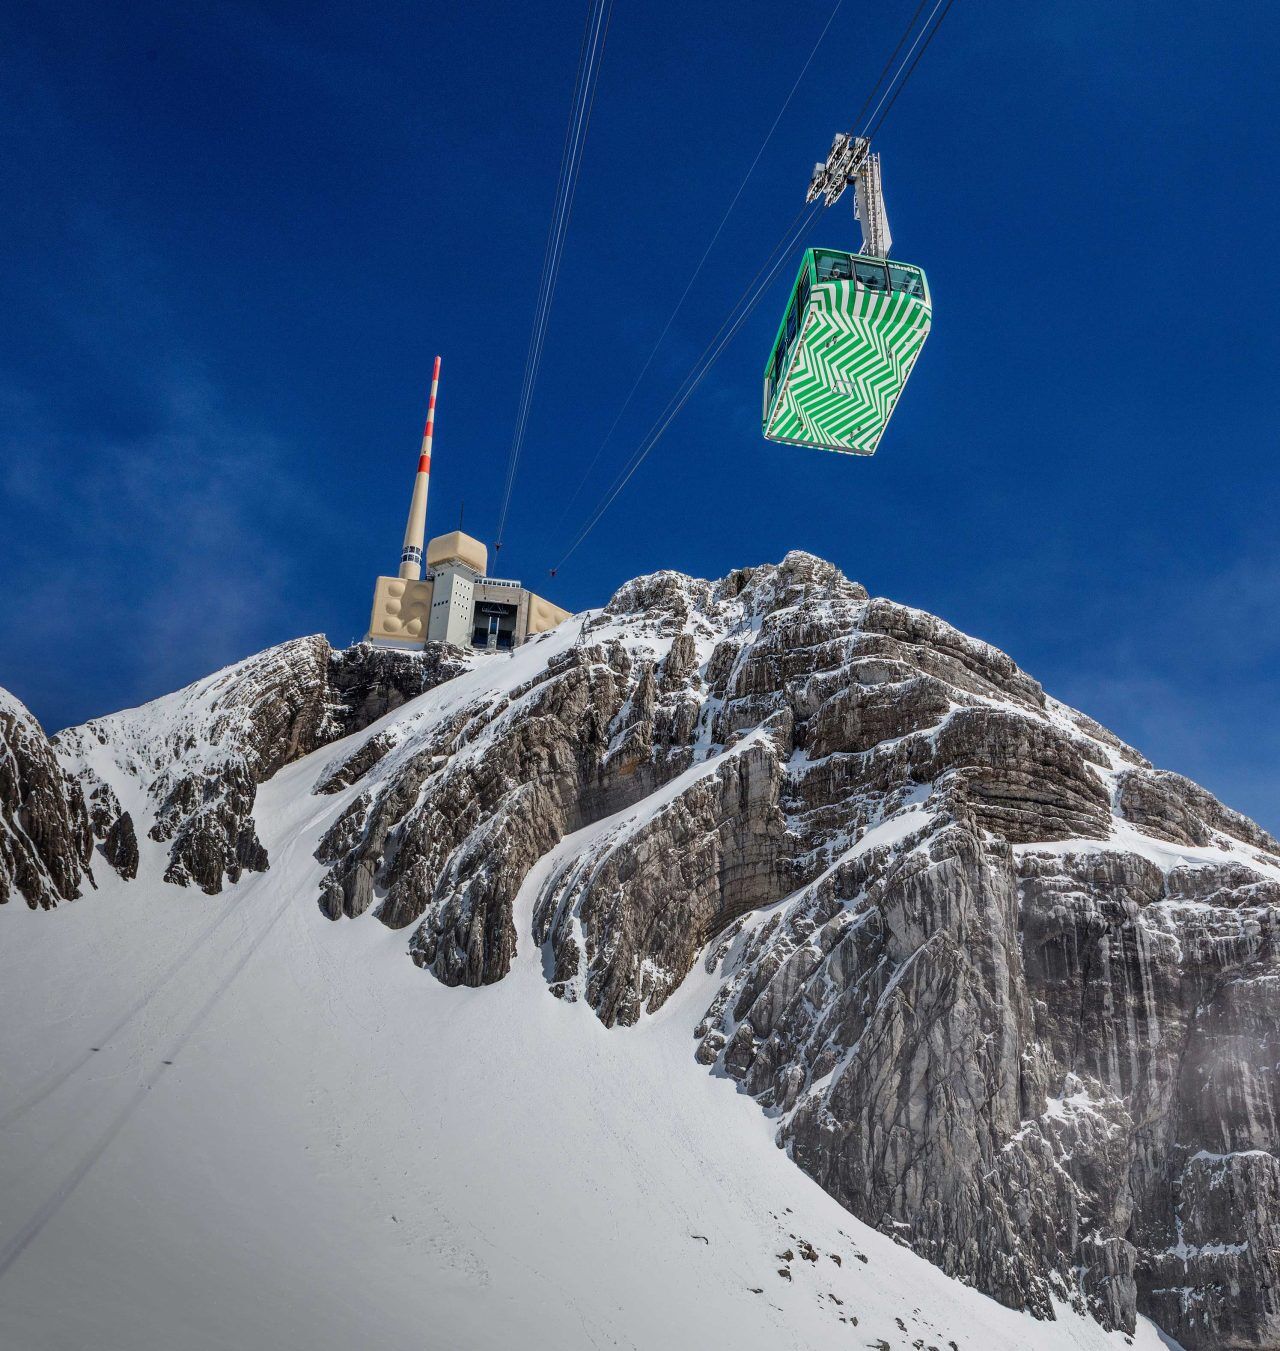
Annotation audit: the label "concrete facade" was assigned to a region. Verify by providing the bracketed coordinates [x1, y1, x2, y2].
[366, 576, 434, 647]
[366, 531, 571, 652]
[426, 531, 488, 576]
[428, 567, 477, 646]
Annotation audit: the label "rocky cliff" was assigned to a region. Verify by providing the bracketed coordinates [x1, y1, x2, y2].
[0, 689, 92, 910]
[7, 552, 1278, 1350]
[50, 637, 468, 896]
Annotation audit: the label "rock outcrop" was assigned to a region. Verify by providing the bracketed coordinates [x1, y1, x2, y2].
[102, 810, 139, 880]
[16, 551, 1279, 1349]
[309, 552, 1280, 1350]
[54, 637, 469, 895]
[0, 689, 92, 909]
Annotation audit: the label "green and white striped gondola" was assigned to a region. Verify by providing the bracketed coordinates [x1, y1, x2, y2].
[763, 249, 931, 456]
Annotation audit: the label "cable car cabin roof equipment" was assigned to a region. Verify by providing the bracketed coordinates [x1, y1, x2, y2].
[763, 133, 931, 456]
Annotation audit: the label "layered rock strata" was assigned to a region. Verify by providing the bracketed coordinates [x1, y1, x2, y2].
[311, 552, 1280, 1348]
[0, 689, 92, 909]
[14, 551, 1279, 1349]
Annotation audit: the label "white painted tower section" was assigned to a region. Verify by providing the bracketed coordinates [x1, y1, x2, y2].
[854, 152, 892, 259]
[428, 569, 478, 646]
[399, 355, 441, 581]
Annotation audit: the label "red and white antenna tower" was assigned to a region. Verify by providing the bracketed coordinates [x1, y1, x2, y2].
[398, 355, 441, 581]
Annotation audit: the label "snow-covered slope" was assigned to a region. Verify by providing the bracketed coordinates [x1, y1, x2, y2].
[0, 726, 1178, 1351]
[52, 635, 469, 896]
[6, 550, 1278, 1350]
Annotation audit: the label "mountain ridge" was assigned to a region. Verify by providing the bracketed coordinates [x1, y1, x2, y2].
[3, 549, 1277, 1350]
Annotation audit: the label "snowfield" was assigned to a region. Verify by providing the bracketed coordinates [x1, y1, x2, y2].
[0, 647, 1184, 1351]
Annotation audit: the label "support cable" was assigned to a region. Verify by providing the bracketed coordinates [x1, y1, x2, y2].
[853, 0, 931, 133]
[550, 202, 819, 573]
[864, 0, 956, 138]
[545, 0, 959, 572]
[551, 0, 847, 534]
[495, 0, 613, 554]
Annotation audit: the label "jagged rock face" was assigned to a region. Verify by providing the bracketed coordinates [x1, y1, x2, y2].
[314, 556, 861, 989]
[316, 641, 634, 961]
[1116, 765, 1277, 852]
[533, 737, 789, 1026]
[0, 689, 92, 909]
[102, 811, 138, 881]
[311, 550, 1280, 1350]
[53, 637, 468, 895]
[327, 642, 469, 740]
[22, 550, 1280, 1349]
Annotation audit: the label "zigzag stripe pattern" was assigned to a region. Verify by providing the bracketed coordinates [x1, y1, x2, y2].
[765, 280, 932, 456]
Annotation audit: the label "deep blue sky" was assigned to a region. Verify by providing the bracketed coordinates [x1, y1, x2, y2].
[2, 1, 1277, 830]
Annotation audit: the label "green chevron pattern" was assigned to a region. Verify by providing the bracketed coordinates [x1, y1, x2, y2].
[763, 265, 932, 456]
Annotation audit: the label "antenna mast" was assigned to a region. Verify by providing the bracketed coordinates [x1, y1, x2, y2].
[398, 355, 441, 581]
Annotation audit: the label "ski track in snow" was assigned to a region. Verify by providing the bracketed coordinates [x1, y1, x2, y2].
[0, 644, 1186, 1351]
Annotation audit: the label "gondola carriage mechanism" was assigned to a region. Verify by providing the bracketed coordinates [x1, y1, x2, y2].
[763, 133, 931, 455]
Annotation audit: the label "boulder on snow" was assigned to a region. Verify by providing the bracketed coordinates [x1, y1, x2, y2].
[102, 811, 138, 880]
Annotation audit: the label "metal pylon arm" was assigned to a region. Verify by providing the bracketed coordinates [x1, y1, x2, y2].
[805, 132, 870, 206]
[805, 131, 893, 259]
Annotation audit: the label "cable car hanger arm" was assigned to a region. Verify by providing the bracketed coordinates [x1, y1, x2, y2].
[806, 132, 892, 259]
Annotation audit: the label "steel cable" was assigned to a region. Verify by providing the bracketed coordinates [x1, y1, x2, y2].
[864, 0, 956, 138]
[550, 0, 847, 536]
[545, 0, 959, 571]
[495, 0, 614, 554]
[551, 201, 820, 572]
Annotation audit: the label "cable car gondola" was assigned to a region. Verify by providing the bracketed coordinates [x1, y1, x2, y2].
[763, 136, 931, 456]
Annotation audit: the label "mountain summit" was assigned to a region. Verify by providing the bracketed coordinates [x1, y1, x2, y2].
[3, 552, 1277, 1351]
